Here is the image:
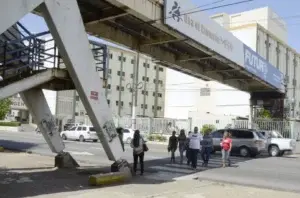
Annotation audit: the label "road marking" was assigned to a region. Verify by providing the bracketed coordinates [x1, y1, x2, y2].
[67, 151, 94, 156]
[149, 165, 194, 174]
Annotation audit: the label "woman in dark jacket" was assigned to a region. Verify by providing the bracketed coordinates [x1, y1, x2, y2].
[130, 130, 145, 175]
[168, 131, 178, 163]
[177, 129, 187, 164]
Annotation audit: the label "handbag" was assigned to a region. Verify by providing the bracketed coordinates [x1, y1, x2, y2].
[143, 143, 149, 152]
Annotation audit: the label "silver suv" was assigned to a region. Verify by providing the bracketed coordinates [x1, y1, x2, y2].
[211, 129, 266, 157]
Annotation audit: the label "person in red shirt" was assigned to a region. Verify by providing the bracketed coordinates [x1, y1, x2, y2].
[221, 131, 232, 168]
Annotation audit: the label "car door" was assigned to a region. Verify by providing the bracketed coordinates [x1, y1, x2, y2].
[123, 129, 131, 143]
[65, 126, 76, 139]
[212, 130, 224, 151]
[75, 126, 82, 140]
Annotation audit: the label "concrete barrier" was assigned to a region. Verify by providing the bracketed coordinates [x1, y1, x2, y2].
[89, 168, 132, 186]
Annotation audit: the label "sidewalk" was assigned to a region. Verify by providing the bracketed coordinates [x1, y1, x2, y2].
[0, 151, 299, 198]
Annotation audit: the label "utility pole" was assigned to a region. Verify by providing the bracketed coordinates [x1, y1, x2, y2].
[154, 64, 159, 117]
[127, 52, 143, 130]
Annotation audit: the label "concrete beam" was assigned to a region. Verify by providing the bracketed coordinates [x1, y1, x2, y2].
[140, 36, 186, 46]
[86, 13, 129, 25]
[0, 0, 43, 34]
[85, 22, 242, 89]
[177, 55, 216, 62]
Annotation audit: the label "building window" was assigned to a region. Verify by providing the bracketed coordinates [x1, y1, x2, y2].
[116, 86, 124, 91]
[108, 69, 112, 74]
[157, 106, 162, 111]
[143, 63, 150, 68]
[75, 112, 79, 116]
[142, 90, 148, 95]
[130, 74, 134, 78]
[116, 101, 119, 106]
[131, 59, 135, 64]
[110, 53, 113, 59]
[75, 96, 80, 101]
[158, 80, 163, 85]
[107, 84, 111, 89]
[142, 76, 149, 82]
[158, 93, 162, 97]
[159, 67, 164, 72]
[107, 99, 110, 105]
[141, 104, 148, 109]
[129, 102, 132, 106]
[118, 56, 126, 62]
[117, 71, 125, 76]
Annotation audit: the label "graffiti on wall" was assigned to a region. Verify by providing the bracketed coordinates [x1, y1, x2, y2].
[40, 117, 57, 136]
[102, 120, 118, 142]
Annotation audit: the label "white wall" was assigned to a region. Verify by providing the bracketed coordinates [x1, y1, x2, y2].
[43, 90, 57, 115]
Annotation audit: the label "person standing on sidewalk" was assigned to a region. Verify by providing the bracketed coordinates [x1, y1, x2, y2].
[188, 127, 202, 170]
[186, 131, 192, 165]
[130, 130, 145, 175]
[177, 129, 187, 164]
[200, 130, 213, 167]
[221, 131, 232, 168]
[168, 131, 178, 163]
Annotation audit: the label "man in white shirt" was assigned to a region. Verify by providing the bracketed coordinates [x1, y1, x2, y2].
[188, 127, 203, 170]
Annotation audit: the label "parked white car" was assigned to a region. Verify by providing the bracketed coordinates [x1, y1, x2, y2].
[123, 128, 135, 144]
[60, 125, 98, 142]
[260, 130, 297, 157]
[122, 128, 148, 144]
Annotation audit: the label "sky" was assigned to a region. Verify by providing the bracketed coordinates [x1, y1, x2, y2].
[19, 0, 300, 52]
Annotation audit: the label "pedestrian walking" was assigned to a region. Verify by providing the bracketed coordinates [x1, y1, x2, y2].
[186, 131, 192, 165]
[177, 129, 187, 164]
[188, 127, 202, 170]
[200, 130, 213, 167]
[168, 131, 178, 163]
[130, 130, 146, 175]
[221, 131, 232, 168]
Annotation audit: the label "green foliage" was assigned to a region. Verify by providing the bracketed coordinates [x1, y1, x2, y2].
[201, 124, 216, 135]
[0, 98, 12, 120]
[257, 108, 272, 119]
[147, 134, 167, 142]
[0, 122, 21, 127]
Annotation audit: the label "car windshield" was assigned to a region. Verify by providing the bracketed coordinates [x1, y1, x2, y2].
[256, 132, 266, 139]
[271, 131, 283, 138]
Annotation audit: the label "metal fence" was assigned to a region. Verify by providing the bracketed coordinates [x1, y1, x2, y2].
[114, 117, 300, 141]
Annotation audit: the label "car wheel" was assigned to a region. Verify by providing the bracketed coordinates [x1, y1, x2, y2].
[62, 134, 67, 140]
[239, 146, 250, 157]
[79, 135, 85, 142]
[268, 145, 280, 157]
[126, 137, 132, 144]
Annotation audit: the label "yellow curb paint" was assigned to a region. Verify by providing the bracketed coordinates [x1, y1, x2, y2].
[89, 172, 129, 186]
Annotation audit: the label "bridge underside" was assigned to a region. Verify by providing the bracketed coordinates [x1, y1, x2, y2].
[54, 0, 282, 94]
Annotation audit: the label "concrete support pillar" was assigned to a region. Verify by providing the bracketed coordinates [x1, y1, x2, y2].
[248, 99, 254, 129]
[20, 88, 79, 168]
[41, 0, 123, 161]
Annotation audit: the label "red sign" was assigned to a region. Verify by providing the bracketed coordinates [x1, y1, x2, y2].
[90, 91, 98, 100]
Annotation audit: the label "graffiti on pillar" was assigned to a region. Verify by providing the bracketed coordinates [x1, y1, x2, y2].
[102, 120, 118, 142]
[40, 117, 57, 137]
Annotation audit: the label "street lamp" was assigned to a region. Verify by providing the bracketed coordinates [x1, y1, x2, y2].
[126, 82, 143, 130]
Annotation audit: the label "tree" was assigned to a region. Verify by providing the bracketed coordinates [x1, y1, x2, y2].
[0, 98, 12, 120]
[256, 108, 271, 119]
[201, 124, 216, 135]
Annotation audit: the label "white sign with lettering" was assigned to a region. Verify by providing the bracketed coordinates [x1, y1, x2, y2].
[164, 0, 244, 67]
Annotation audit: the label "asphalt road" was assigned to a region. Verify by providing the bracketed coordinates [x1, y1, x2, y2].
[1, 131, 300, 193]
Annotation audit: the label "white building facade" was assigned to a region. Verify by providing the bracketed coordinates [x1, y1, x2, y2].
[165, 7, 299, 120]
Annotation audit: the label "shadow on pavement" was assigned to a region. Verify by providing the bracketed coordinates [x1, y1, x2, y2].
[0, 152, 260, 198]
[0, 139, 38, 152]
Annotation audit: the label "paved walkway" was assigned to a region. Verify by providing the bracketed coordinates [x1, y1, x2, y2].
[0, 152, 299, 198]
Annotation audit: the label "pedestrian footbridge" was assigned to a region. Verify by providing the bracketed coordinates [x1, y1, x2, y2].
[0, 0, 285, 169]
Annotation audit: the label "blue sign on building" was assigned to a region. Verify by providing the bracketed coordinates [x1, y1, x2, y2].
[243, 44, 285, 92]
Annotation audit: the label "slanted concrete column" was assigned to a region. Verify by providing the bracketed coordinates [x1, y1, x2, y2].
[20, 88, 79, 168]
[40, 0, 124, 162]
